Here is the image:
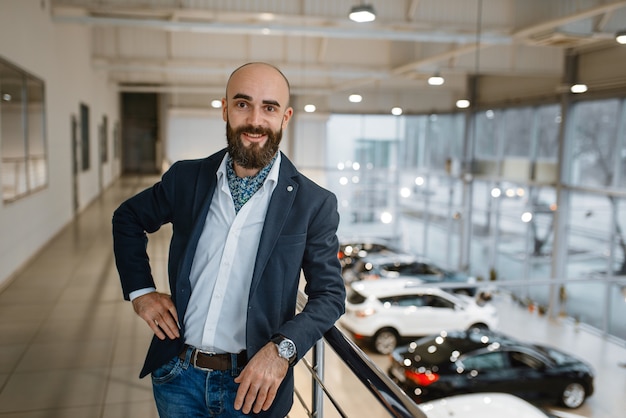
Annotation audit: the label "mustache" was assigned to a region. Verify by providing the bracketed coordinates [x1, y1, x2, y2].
[235, 125, 273, 136]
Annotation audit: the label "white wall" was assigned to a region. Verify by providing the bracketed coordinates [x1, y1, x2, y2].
[0, 0, 120, 287]
[166, 108, 226, 162]
[164, 107, 329, 179]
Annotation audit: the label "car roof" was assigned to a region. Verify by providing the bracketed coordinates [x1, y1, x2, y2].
[355, 252, 424, 265]
[349, 279, 457, 298]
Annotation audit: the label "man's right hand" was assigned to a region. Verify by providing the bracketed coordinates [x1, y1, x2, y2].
[132, 292, 180, 340]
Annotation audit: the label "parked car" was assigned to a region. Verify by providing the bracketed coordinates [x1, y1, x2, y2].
[420, 393, 587, 418]
[339, 279, 498, 354]
[343, 253, 478, 296]
[388, 329, 594, 409]
[337, 239, 399, 272]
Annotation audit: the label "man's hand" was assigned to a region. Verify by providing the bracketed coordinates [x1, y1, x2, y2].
[132, 292, 180, 340]
[234, 342, 290, 414]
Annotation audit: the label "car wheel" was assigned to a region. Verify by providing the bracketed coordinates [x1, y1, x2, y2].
[561, 382, 586, 408]
[373, 328, 398, 354]
[467, 323, 489, 332]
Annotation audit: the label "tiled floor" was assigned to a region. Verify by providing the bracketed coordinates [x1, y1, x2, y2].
[0, 175, 624, 417]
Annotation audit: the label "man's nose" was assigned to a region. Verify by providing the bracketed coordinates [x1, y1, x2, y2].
[247, 107, 263, 125]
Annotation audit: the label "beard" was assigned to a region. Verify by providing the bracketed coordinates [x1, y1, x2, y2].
[226, 120, 282, 170]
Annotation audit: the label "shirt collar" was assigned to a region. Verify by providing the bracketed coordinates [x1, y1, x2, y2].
[217, 151, 281, 189]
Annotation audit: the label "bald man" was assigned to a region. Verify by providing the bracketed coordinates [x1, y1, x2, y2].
[113, 62, 346, 417]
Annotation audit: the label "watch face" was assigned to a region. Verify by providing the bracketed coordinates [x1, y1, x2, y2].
[279, 340, 296, 358]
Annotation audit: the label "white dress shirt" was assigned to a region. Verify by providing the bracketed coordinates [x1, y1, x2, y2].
[182, 153, 280, 353]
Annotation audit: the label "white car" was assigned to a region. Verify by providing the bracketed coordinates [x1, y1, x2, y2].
[420, 393, 586, 418]
[339, 279, 498, 354]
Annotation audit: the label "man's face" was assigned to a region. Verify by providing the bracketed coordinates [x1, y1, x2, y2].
[223, 63, 293, 170]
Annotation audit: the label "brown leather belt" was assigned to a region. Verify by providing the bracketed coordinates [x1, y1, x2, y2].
[180, 345, 247, 371]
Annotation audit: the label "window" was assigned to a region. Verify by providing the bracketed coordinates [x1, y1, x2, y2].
[461, 351, 506, 370]
[0, 57, 47, 202]
[568, 99, 620, 187]
[424, 295, 455, 309]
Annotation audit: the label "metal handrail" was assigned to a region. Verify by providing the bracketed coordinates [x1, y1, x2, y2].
[296, 291, 427, 418]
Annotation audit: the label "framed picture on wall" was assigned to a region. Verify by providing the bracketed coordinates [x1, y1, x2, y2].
[80, 103, 90, 171]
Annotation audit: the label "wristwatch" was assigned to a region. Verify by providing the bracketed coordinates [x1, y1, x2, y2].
[271, 335, 297, 366]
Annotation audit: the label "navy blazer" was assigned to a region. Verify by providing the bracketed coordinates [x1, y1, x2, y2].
[112, 149, 346, 417]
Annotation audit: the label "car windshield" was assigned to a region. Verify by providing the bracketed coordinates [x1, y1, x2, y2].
[402, 332, 502, 365]
[403, 334, 473, 365]
[383, 262, 443, 276]
[532, 345, 574, 366]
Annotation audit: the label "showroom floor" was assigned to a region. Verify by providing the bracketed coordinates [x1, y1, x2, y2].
[0, 175, 624, 418]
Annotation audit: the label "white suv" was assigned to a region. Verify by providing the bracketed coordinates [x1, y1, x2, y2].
[339, 280, 498, 354]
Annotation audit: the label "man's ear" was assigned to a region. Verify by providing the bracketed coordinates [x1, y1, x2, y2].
[221, 98, 228, 121]
[282, 107, 294, 129]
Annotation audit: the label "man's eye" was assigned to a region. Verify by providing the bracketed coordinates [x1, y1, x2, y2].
[266, 105, 276, 112]
[236, 102, 247, 108]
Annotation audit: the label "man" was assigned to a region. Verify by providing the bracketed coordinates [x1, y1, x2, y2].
[112, 62, 346, 417]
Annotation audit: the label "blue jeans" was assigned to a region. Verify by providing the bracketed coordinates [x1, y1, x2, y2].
[151, 348, 251, 418]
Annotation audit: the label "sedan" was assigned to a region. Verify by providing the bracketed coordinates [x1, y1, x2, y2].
[388, 329, 594, 409]
[344, 253, 478, 296]
[337, 239, 399, 272]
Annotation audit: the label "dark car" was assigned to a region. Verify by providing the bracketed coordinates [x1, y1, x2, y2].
[344, 253, 478, 296]
[337, 239, 398, 272]
[388, 329, 594, 409]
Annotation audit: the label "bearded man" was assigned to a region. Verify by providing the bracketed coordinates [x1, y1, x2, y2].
[112, 62, 345, 418]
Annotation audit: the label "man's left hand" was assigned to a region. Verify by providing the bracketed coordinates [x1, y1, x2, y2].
[233, 342, 289, 414]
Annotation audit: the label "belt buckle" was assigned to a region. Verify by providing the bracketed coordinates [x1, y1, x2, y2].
[193, 348, 216, 371]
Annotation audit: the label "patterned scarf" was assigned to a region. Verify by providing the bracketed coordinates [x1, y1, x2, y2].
[226, 154, 277, 213]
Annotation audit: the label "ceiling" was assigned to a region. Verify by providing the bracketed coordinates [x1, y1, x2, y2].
[50, 0, 626, 114]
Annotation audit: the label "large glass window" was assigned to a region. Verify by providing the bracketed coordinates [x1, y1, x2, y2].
[568, 99, 620, 187]
[427, 113, 464, 172]
[326, 99, 625, 344]
[501, 107, 533, 158]
[474, 109, 499, 159]
[0, 57, 47, 202]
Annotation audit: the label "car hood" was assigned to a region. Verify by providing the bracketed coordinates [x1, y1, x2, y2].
[420, 393, 586, 418]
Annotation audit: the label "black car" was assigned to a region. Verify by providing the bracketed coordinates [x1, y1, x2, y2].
[337, 240, 398, 272]
[388, 329, 594, 409]
[345, 253, 479, 296]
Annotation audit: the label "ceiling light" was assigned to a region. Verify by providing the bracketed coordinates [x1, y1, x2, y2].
[570, 83, 588, 94]
[616, 30, 626, 44]
[304, 104, 316, 113]
[349, 4, 376, 23]
[210, 99, 222, 108]
[349, 94, 362, 103]
[391, 107, 403, 116]
[456, 99, 470, 109]
[428, 74, 445, 86]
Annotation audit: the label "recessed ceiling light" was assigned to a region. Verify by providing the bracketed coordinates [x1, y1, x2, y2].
[428, 75, 445, 86]
[456, 99, 470, 109]
[211, 100, 222, 108]
[304, 104, 316, 113]
[349, 94, 362, 103]
[391, 107, 403, 115]
[570, 84, 588, 93]
[349, 5, 376, 23]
